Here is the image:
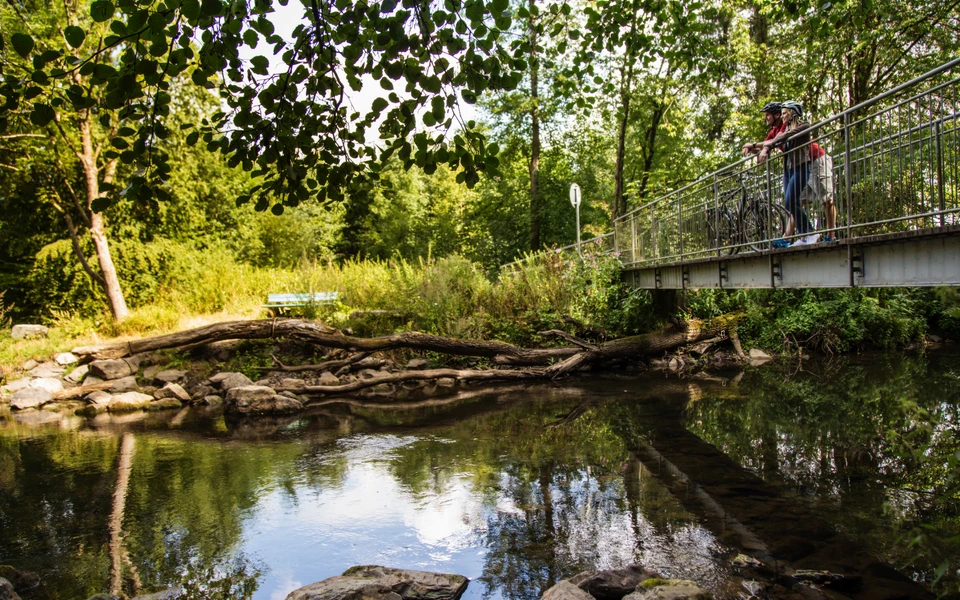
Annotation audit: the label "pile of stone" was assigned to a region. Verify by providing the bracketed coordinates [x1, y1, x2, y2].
[0, 351, 312, 417]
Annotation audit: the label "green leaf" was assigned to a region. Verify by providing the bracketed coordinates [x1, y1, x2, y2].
[186, 131, 199, 146]
[29, 103, 55, 126]
[271, 203, 284, 215]
[371, 97, 388, 113]
[63, 26, 85, 49]
[110, 137, 129, 149]
[201, 0, 222, 15]
[90, 0, 115, 22]
[91, 197, 112, 213]
[380, 0, 398, 12]
[11, 33, 34, 58]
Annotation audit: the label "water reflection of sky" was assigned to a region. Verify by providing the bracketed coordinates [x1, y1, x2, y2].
[231, 434, 727, 600]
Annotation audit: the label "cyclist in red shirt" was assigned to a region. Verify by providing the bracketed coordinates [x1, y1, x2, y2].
[742, 102, 785, 158]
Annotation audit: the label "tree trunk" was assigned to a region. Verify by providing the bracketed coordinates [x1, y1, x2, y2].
[613, 26, 638, 221]
[528, 0, 541, 251]
[79, 118, 129, 320]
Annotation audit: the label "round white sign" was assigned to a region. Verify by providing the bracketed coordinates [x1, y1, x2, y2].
[569, 183, 581, 208]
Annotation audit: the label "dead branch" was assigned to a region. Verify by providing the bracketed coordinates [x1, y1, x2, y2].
[276, 367, 546, 396]
[250, 351, 372, 373]
[539, 329, 598, 350]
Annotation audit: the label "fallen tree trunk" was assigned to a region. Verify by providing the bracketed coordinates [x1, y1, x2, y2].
[73, 319, 528, 361]
[71, 317, 734, 390]
[276, 367, 546, 396]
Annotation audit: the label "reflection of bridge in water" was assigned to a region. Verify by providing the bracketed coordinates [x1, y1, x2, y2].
[539, 58, 960, 289]
[630, 420, 934, 599]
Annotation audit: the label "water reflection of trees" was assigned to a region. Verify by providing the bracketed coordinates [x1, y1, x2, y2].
[682, 353, 960, 592]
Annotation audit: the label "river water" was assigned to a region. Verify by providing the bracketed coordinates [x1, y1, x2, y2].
[1, 351, 958, 600]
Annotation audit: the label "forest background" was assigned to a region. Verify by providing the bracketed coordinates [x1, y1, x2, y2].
[1, 0, 960, 360]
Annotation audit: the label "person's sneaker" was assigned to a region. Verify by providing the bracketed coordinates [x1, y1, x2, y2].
[772, 239, 790, 249]
[790, 238, 808, 247]
[804, 233, 821, 244]
[822, 235, 838, 243]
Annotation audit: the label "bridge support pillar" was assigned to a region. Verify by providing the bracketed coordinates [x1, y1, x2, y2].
[652, 289, 685, 320]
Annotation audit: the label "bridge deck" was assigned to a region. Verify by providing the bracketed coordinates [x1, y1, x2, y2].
[622, 225, 960, 289]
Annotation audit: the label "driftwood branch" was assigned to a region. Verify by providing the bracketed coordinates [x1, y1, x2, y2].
[539, 329, 597, 350]
[277, 367, 545, 396]
[72, 317, 735, 388]
[250, 351, 372, 373]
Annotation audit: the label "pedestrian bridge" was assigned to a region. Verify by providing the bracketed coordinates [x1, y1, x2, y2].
[544, 57, 960, 289]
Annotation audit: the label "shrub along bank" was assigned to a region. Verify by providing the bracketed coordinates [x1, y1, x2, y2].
[1, 245, 957, 372]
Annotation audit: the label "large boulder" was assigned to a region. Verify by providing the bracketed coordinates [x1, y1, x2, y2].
[0, 566, 39, 594]
[0, 577, 21, 600]
[64, 365, 90, 384]
[216, 372, 254, 391]
[1, 378, 31, 395]
[570, 566, 660, 600]
[89, 359, 136, 381]
[28, 363, 64, 378]
[154, 383, 191, 402]
[108, 392, 153, 412]
[225, 386, 303, 416]
[286, 566, 468, 600]
[11, 324, 48, 339]
[154, 369, 186, 384]
[10, 388, 53, 410]
[624, 580, 711, 600]
[109, 376, 140, 393]
[540, 581, 595, 600]
[30, 378, 64, 394]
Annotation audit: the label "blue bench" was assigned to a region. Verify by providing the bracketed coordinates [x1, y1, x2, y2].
[263, 292, 339, 316]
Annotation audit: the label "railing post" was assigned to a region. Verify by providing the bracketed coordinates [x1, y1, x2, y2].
[935, 119, 946, 227]
[844, 112, 853, 239]
[677, 192, 684, 258]
[765, 159, 772, 246]
[713, 174, 719, 257]
[631, 216, 637, 263]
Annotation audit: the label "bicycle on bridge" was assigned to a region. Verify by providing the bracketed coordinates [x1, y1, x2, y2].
[706, 172, 791, 255]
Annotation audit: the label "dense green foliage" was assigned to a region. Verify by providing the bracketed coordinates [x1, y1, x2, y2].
[0, 0, 958, 342]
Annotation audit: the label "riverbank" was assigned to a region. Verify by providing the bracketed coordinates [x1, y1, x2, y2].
[1, 353, 957, 599]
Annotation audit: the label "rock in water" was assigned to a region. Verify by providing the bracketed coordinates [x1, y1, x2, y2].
[10, 388, 53, 410]
[540, 581, 595, 600]
[0, 577, 22, 600]
[571, 566, 660, 600]
[286, 565, 468, 600]
[64, 365, 90, 384]
[109, 376, 140, 393]
[217, 372, 253, 391]
[406, 358, 430, 370]
[11, 324, 48, 339]
[225, 386, 303, 416]
[624, 580, 711, 600]
[108, 392, 153, 412]
[155, 383, 191, 402]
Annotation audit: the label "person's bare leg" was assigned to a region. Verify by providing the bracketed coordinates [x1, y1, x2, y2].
[826, 201, 837, 232]
[784, 216, 796, 238]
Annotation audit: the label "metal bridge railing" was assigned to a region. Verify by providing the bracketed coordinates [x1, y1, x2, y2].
[615, 56, 960, 268]
[500, 232, 616, 272]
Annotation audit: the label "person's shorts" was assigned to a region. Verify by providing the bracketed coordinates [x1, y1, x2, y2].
[800, 153, 834, 205]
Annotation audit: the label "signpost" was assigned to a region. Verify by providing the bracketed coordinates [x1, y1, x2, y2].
[569, 183, 582, 255]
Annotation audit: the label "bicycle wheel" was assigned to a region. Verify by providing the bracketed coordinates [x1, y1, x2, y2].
[742, 202, 790, 252]
[707, 208, 739, 255]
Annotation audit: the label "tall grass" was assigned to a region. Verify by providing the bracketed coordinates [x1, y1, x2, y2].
[0, 249, 637, 372]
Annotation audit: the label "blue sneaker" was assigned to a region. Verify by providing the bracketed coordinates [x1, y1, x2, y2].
[822, 236, 838, 243]
[771, 239, 790, 249]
